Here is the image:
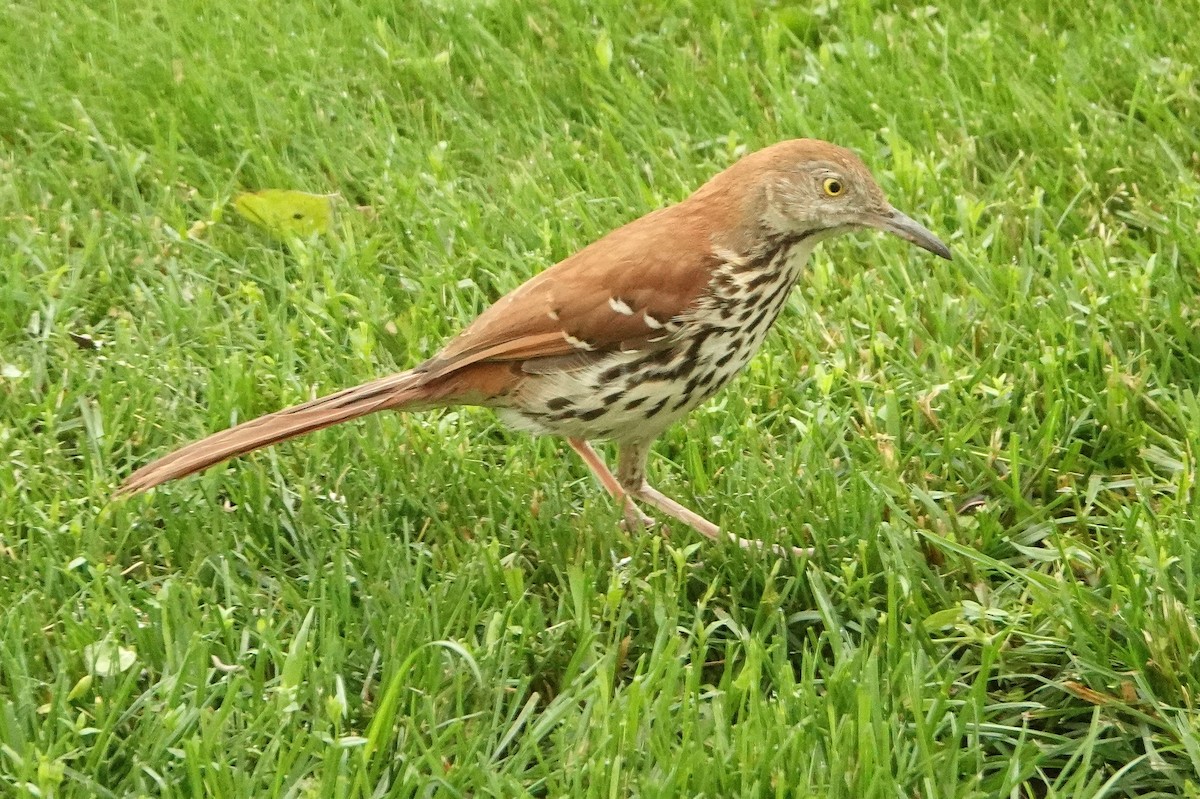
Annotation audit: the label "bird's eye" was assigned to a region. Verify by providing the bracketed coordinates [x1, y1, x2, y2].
[823, 178, 844, 197]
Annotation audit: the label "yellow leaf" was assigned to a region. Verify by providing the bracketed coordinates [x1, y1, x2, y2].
[594, 29, 613, 71]
[67, 674, 93, 702]
[233, 189, 337, 238]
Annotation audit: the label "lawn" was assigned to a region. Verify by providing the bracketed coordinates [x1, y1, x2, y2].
[2, 1, 1199, 796]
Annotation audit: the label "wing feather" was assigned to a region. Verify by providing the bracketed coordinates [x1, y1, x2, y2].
[420, 203, 726, 380]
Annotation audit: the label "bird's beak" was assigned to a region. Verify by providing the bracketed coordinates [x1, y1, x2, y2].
[866, 208, 952, 260]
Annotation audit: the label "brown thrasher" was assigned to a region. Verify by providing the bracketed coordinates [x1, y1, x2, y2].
[116, 139, 950, 555]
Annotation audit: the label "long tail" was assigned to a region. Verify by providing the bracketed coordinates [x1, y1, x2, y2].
[115, 369, 435, 497]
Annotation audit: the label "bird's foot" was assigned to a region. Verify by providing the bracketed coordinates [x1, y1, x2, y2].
[619, 497, 659, 533]
[630, 482, 812, 557]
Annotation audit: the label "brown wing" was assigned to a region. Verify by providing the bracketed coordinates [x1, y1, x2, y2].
[418, 202, 725, 380]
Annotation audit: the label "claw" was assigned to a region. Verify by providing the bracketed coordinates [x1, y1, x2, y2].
[619, 499, 656, 532]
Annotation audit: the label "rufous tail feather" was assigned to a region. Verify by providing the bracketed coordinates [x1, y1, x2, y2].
[115, 370, 433, 497]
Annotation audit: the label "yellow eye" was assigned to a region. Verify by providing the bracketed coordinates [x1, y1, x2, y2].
[823, 178, 844, 197]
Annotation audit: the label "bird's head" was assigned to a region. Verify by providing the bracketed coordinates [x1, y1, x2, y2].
[720, 139, 952, 260]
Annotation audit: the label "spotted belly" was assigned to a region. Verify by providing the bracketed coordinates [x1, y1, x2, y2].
[499, 240, 810, 442]
[503, 297, 793, 442]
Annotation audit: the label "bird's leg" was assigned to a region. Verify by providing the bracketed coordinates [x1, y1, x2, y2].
[566, 438, 654, 529]
[616, 441, 812, 557]
[632, 482, 812, 557]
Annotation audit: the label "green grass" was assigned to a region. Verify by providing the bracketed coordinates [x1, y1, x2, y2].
[3, 0, 1200, 795]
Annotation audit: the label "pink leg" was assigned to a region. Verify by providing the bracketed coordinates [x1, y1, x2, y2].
[631, 481, 813, 557]
[567, 438, 654, 528]
[616, 440, 811, 557]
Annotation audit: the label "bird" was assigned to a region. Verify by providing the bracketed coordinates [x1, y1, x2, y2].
[115, 139, 951, 555]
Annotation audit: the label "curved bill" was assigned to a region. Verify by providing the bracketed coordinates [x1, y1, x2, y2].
[868, 208, 952, 260]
